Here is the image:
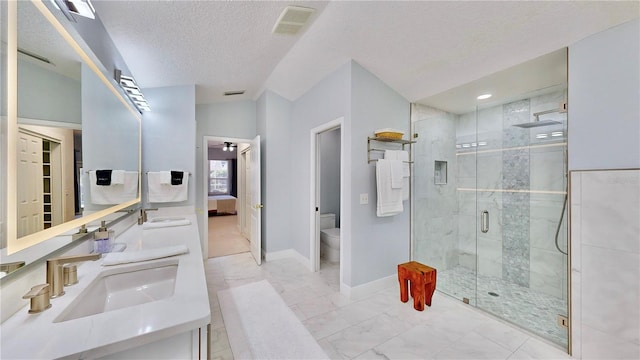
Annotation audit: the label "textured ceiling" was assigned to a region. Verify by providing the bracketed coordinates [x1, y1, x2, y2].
[90, 1, 639, 105]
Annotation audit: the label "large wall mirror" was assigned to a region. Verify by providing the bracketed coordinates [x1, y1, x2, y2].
[1, 0, 140, 273]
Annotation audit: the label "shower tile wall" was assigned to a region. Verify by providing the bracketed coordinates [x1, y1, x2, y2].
[411, 104, 458, 271]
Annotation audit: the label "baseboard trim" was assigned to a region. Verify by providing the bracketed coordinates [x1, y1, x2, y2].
[341, 274, 397, 301]
[264, 249, 312, 270]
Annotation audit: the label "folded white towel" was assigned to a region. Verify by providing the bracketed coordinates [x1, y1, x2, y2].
[159, 171, 171, 185]
[101, 245, 189, 266]
[376, 159, 403, 217]
[389, 160, 403, 189]
[89, 171, 139, 205]
[143, 219, 191, 229]
[148, 171, 189, 203]
[111, 170, 126, 185]
[385, 150, 410, 200]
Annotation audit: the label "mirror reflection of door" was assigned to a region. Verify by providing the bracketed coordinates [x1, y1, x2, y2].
[17, 127, 77, 237]
[17, 131, 44, 237]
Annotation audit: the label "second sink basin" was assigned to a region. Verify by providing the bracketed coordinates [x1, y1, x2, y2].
[54, 259, 178, 323]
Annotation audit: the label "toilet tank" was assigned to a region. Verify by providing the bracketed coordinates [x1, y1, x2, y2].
[320, 213, 336, 230]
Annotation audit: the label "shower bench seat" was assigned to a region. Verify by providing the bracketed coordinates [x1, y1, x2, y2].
[398, 261, 437, 311]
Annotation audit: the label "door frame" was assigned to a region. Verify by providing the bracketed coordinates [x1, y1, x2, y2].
[309, 117, 344, 279]
[201, 135, 252, 259]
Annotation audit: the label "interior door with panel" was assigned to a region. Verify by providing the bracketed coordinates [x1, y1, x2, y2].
[249, 135, 262, 265]
[17, 131, 43, 237]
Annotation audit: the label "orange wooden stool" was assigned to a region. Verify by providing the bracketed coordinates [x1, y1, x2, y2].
[397, 261, 437, 311]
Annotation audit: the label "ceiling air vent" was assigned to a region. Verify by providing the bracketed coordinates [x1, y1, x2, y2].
[224, 90, 246, 96]
[272, 6, 315, 35]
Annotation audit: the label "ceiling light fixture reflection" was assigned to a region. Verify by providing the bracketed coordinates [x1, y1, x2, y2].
[114, 69, 151, 112]
[551, 131, 564, 137]
[478, 141, 488, 146]
[536, 133, 548, 139]
[477, 94, 492, 100]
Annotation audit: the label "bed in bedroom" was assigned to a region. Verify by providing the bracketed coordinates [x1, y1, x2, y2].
[208, 195, 237, 215]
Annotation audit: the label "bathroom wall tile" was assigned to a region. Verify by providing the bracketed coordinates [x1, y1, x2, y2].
[530, 248, 564, 298]
[570, 172, 582, 358]
[581, 324, 640, 360]
[477, 152, 503, 189]
[580, 170, 640, 253]
[530, 146, 566, 193]
[477, 237, 503, 278]
[581, 244, 640, 344]
[433, 331, 512, 359]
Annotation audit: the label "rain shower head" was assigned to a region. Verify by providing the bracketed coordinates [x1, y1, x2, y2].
[513, 119, 562, 128]
[512, 103, 566, 128]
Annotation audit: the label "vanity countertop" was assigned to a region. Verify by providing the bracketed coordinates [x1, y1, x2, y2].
[0, 208, 210, 359]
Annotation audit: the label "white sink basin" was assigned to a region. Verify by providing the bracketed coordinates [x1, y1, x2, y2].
[54, 259, 178, 323]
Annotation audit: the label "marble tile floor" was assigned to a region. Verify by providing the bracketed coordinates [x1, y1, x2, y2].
[205, 252, 571, 360]
[437, 266, 568, 347]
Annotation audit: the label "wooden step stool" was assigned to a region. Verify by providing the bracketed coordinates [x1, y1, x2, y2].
[397, 261, 437, 311]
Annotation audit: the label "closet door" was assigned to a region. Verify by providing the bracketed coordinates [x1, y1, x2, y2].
[17, 131, 44, 237]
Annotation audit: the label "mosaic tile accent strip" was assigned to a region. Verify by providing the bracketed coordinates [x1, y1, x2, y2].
[437, 266, 568, 347]
[502, 100, 531, 287]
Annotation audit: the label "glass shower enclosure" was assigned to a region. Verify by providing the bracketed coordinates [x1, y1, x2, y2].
[411, 49, 569, 349]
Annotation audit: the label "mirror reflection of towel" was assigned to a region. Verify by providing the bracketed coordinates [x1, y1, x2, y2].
[171, 171, 184, 185]
[96, 170, 112, 186]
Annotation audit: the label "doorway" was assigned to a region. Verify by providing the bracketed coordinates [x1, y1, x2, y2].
[310, 118, 344, 289]
[203, 136, 261, 265]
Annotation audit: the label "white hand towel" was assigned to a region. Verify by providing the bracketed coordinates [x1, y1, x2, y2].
[111, 170, 126, 185]
[148, 171, 189, 203]
[101, 245, 189, 266]
[385, 150, 410, 200]
[159, 171, 172, 185]
[389, 160, 403, 189]
[376, 159, 403, 217]
[90, 171, 139, 205]
[143, 219, 191, 229]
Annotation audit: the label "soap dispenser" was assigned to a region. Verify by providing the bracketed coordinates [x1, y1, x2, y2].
[93, 221, 113, 254]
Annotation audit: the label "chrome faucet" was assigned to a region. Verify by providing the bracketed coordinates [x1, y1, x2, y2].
[138, 208, 158, 225]
[46, 253, 101, 298]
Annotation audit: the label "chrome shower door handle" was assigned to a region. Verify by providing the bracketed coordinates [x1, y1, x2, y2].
[481, 210, 489, 233]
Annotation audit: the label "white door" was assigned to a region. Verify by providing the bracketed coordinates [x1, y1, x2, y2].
[249, 135, 262, 265]
[17, 131, 44, 237]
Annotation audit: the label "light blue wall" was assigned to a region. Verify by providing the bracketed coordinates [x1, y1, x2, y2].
[320, 127, 341, 226]
[568, 19, 640, 170]
[195, 100, 256, 246]
[196, 101, 256, 140]
[17, 61, 81, 124]
[142, 85, 196, 208]
[349, 62, 410, 286]
[290, 62, 351, 277]
[257, 90, 292, 253]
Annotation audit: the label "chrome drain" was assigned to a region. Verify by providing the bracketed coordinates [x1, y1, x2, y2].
[488, 292, 500, 297]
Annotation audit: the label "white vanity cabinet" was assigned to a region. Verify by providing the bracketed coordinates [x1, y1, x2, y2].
[0, 208, 211, 360]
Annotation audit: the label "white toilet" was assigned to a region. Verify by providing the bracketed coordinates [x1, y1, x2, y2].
[320, 213, 340, 263]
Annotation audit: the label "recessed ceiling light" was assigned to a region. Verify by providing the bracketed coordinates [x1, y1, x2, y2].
[477, 94, 492, 100]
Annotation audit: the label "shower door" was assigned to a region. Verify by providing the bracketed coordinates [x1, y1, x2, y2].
[474, 95, 569, 348]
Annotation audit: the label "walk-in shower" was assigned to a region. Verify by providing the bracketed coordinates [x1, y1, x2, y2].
[411, 83, 570, 349]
